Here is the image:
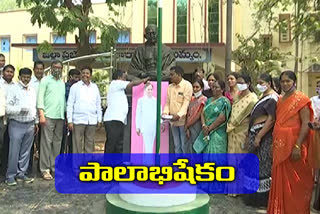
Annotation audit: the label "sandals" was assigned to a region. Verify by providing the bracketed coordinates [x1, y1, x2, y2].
[42, 172, 53, 181]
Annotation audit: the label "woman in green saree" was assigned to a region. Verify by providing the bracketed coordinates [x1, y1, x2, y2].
[193, 80, 231, 193]
[193, 80, 231, 154]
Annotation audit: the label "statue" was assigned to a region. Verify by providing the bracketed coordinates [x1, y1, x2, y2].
[128, 24, 176, 81]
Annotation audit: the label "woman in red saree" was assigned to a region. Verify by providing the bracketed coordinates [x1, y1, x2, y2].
[267, 71, 314, 214]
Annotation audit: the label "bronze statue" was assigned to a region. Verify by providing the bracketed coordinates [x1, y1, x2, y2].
[128, 24, 176, 81]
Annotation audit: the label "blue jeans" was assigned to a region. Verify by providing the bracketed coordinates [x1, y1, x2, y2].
[171, 125, 186, 153]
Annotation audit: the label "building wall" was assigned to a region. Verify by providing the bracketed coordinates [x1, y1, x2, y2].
[0, 1, 222, 66]
[0, 1, 319, 96]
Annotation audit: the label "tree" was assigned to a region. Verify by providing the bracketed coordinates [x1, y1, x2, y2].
[17, 0, 131, 67]
[0, 0, 23, 12]
[233, 33, 287, 84]
[249, 0, 320, 73]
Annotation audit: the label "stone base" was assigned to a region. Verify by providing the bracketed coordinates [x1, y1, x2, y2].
[106, 193, 209, 214]
[118, 182, 197, 207]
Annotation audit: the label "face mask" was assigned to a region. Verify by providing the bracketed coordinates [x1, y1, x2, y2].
[237, 83, 248, 91]
[194, 91, 202, 98]
[52, 68, 62, 79]
[19, 80, 29, 88]
[257, 84, 268, 93]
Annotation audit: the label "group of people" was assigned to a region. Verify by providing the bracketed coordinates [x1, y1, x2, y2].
[1, 49, 320, 213]
[105, 63, 320, 213]
[162, 66, 319, 213]
[0, 55, 102, 185]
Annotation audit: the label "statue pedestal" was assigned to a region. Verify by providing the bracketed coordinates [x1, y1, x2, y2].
[106, 189, 209, 214]
[118, 182, 197, 207]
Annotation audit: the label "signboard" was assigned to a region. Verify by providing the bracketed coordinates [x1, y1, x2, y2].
[117, 48, 211, 63]
[33, 47, 211, 63]
[33, 49, 78, 62]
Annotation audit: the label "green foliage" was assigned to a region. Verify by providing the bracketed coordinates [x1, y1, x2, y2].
[16, 0, 131, 58]
[91, 69, 110, 107]
[233, 34, 287, 84]
[36, 40, 53, 53]
[0, 0, 24, 12]
[250, 0, 320, 42]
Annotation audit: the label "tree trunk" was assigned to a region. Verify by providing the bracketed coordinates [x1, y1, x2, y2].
[294, 1, 300, 73]
[225, 0, 233, 81]
[74, 0, 95, 69]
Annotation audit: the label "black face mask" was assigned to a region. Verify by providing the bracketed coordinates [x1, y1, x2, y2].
[52, 69, 62, 79]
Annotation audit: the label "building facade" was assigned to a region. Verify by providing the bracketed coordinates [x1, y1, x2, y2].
[0, 0, 319, 95]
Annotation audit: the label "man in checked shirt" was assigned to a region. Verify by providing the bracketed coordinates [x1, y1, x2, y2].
[5, 68, 38, 186]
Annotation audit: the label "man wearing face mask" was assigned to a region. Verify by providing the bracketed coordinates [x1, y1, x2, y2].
[5, 68, 37, 185]
[311, 80, 320, 121]
[37, 60, 65, 181]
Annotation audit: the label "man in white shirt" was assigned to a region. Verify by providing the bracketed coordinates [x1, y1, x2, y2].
[194, 67, 210, 90]
[311, 80, 320, 120]
[28, 61, 44, 176]
[0, 64, 15, 177]
[5, 68, 37, 186]
[0, 87, 5, 178]
[67, 67, 102, 153]
[0, 64, 15, 96]
[30, 61, 45, 95]
[0, 54, 5, 77]
[104, 69, 148, 153]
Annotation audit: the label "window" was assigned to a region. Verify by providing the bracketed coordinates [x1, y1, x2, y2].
[25, 35, 37, 52]
[208, 0, 219, 43]
[25, 35, 37, 44]
[117, 31, 130, 44]
[279, 14, 291, 43]
[148, 0, 157, 25]
[89, 31, 96, 44]
[1, 37, 10, 53]
[177, 0, 187, 43]
[260, 34, 272, 47]
[52, 34, 66, 44]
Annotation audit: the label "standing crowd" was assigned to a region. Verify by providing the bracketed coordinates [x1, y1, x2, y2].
[105, 64, 320, 213]
[0, 51, 320, 213]
[0, 55, 102, 184]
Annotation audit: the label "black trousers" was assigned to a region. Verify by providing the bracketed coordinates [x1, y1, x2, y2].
[0, 118, 8, 176]
[60, 122, 72, 154]
[104, 121, 124, 153]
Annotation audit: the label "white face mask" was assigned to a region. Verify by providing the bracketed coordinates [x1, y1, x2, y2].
[19, 80, 29, 88]
[257, 84, 268, 93]
[237, 83, 248, 91]
[194, 91, 202, 98]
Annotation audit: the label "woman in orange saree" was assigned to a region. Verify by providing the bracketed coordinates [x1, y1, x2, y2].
[267, 71, 314, 214]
